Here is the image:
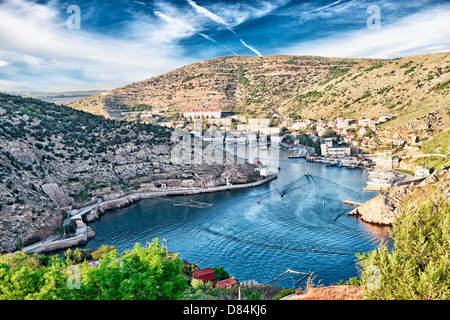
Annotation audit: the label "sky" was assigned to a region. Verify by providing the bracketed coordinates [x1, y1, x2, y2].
[0, 0, 449, 92]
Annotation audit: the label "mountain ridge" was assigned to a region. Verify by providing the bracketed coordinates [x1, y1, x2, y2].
[70, 52, 450, 123]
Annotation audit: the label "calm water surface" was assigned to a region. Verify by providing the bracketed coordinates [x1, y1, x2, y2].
[81, 150, 391, 287]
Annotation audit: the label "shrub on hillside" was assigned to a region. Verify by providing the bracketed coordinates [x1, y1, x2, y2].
[357, 194, 450, 300]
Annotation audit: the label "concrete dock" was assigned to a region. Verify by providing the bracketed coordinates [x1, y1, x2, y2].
[343, 200, 365, 206]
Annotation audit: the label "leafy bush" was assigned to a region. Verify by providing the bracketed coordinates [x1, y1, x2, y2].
[357, 195, 450, 300]
[191, 278, 205, 290]
[365, 63, 383, 72]
[90, 245, 118, 261]
[273, 288, 295, 300]
[0, 239, 188, 300]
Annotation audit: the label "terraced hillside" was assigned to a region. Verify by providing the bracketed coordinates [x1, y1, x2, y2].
[71, 53, 450, 129]
[70, 55, 381, 118]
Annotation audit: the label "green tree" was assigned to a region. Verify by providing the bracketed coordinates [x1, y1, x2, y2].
[213, 266, 230, 282]
[0, 239, 188, 300]
[357, 194, 450, 300]
[90, 245, 118, 261]
[76, 240, 188, 300]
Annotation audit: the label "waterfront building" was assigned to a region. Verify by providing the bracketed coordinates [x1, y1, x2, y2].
[373, 150, 400, 169]
[324, 145, 352, 158]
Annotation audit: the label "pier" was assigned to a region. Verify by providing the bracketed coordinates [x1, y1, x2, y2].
[343, 200, 365, 206]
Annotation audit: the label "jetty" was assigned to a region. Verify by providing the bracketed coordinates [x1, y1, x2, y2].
[343, 200, 365, 206]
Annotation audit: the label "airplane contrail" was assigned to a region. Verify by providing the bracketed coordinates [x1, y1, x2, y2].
[199, 33, 239, 55]
[239, 39, 263, 57]
[154, 11, 238, 56]
[310, 0, 342, 13]
[186, 0, 263, 57]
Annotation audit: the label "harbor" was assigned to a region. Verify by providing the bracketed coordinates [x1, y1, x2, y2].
[78, 149, 390, 288]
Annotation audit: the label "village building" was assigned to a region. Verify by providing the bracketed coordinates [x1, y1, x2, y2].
[373, 150, 400, 169]
[207, 118, 232, 127]
[214, 277, 238, 289]
[336, 117, 354, 130]
[415, 165, 432, 178]
[183, 109, 222, 120]
[193, 267, 215, 283]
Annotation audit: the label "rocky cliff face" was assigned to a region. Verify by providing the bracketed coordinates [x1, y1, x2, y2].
[349, 166, 450, 225]
[0, 93, 259, 253]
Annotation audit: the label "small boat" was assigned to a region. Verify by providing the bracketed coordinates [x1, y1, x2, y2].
[326, 163, 337, 167]
[304, 172, 309, 176]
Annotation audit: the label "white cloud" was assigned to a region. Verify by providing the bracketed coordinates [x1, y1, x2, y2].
[206, 0, 291, 28]
[283, 4, 450, 59]
[187, 0, 229, 26]
[0, 0, 194, 91]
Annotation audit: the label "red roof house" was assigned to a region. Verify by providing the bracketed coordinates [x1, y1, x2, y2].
[193, 267, 215, 282]
[214, 277, 238, 288]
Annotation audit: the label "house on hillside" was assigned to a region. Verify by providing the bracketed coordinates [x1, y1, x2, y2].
[414, 165, 431, 178]
[214, 277, 238, 289]
[193, 267, 215, 283]
[373, 150, 400, 169]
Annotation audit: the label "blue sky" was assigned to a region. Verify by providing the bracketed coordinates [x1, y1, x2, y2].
[0, 0, 449, 91]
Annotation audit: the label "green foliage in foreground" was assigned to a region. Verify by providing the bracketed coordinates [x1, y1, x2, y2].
[357, 195, 450, 300]
[182, 281, 284, 301]
[0, 239, 188, 300]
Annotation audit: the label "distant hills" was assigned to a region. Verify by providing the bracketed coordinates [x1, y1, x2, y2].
[70, 51, 450, 158]
[70, 52, 450, 124]
[9, 90, 106, 106]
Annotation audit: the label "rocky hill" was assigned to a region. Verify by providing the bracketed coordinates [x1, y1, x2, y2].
[70, 55, 382, 118]
[0, 93, 259, 253]
[70, 53, 450, 130]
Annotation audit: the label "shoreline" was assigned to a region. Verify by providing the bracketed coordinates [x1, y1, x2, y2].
[21, 174, 278, 254]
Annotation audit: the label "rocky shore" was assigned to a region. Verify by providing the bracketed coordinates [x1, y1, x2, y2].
[348, 166, 450, 225]
[21, 174, 277, 254]
[81, 174, 277, 223]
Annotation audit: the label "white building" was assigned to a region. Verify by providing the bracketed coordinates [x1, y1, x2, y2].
[415, 165, 431, 178]
[322, 145, 352, 157]
[336, 117, 353, 130]
[260, 167, 271, 177]
[183, 109, 222, 120]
